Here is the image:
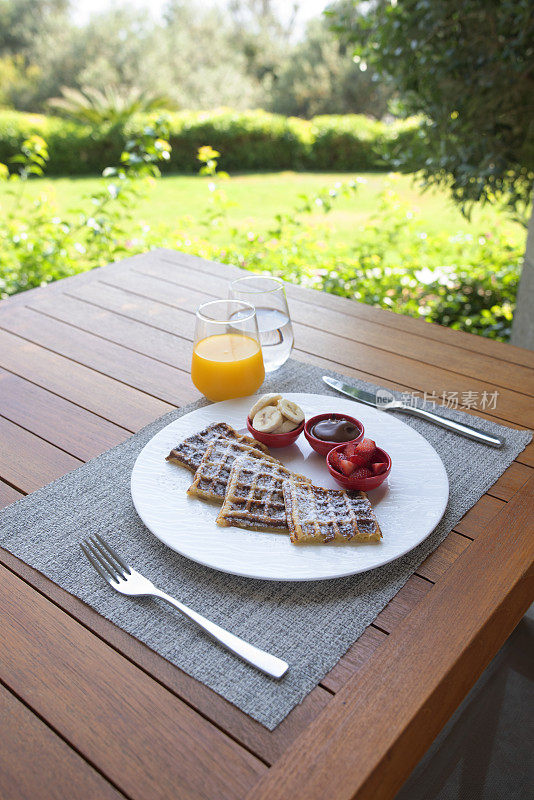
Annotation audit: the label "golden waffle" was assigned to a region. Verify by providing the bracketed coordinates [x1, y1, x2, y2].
[216, 455, 311, 532]
[187, 438, 278, 503]
[282, 477, 382, 544]
[166, 422, 267, 472]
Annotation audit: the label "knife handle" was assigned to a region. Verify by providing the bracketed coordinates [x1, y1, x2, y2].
[398, 405, 504, 447]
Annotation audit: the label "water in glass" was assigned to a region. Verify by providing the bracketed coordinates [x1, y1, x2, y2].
[229, 276, 294, 372]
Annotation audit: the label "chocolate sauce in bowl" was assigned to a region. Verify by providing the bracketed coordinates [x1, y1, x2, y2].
[311, 417, 359, 443]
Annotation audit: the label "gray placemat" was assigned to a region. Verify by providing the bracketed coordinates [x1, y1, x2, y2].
[0, 359, 531, 729]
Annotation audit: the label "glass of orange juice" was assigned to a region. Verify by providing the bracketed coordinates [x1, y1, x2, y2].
[191, 300, 265, 402]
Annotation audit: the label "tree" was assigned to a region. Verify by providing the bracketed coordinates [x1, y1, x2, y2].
[162, 0, 265, 109]
[270, 16, 392, 119]
[0, 0, 68, 56]
[329, 0, 534, 346]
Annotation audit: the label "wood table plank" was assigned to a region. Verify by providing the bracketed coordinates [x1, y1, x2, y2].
[321, 627, 388, 694]
[486, 461, 533, 501]
[152, 248, 534, 369]
[0, 563, 266, 800]
[30, 292, 192, 372]
[58, 272, 533, 428]
[0, 370, 131, 460]
[0, 686, 126, 800]
[0, 329, 173, 430]
[247, 477, 534, 800]
[0, 249, 532, 799]
[0, 304, 192, 405]
[117, 257, 534, 395]
[0, 480, 22, 508]
[0, 417, 82, 493]
[373, 575, 432, 633]
[454, 494, 507, 538]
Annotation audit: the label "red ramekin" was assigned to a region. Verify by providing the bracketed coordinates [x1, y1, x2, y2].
[304, 413, 364, 456]
[246, 416, 305, 448]
[326, 444, 391, 492]
[326, 445, 391, 490]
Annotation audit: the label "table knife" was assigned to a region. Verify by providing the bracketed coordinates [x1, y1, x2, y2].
[322, 376, 504, 448]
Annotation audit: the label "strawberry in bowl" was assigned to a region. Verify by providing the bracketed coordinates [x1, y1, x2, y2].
[327, 438, 391, 490]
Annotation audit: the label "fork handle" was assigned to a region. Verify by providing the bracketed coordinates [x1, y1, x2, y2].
[153, 589, 289, 679]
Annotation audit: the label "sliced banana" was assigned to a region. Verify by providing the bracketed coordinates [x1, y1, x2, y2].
[249, 393, 282, 419]
[277, 419, 298, 433]
[253, 405, 283, 433]
[277, 398, 304, 424]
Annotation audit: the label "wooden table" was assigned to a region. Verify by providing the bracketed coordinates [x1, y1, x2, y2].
[1, 248, 532, 800]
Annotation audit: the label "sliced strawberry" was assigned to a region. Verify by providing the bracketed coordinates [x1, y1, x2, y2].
[346, 451, 369, 467]
[352, 438, 376, 464]
[329, 450, 342, 470]
[371, 461, 387, 475]
[351, 466, 372, 479]
[338, 458, 356, 476]
[343, 441, 360, 459]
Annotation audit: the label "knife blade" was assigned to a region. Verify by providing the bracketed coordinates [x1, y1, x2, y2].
[322, 375, 504, 447]
[322, 376, 398, 408]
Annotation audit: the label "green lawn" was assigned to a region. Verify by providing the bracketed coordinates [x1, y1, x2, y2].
[0, 171, 525, 247]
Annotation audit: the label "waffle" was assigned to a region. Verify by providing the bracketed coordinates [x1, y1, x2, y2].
[216, 455, 311, 531]
[187, 438, 279, 503]
[282, 477, 382, 544]
[166, 422, 267, 472]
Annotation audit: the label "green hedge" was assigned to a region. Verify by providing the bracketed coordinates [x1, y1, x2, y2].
[0, 108, 425, 175]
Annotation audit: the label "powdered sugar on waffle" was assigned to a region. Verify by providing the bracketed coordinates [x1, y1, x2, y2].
[187, 437, 277, 502]
[217, 455, 311, 531]
[166, 422, 267, 472]
[282, 478, 382, 544]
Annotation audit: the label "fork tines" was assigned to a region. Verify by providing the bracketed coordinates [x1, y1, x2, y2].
[81, 532, 131, 583]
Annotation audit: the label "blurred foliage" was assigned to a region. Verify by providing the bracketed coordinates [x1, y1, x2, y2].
[269, 16, 392, 119]
[328, 0, 534, 219]
[0, 108, 425, 174]
[0, 120, 170, 296]
[48, 86, 174, 128]
[0, 0, 392, 119]
[0, 134, 521, 341]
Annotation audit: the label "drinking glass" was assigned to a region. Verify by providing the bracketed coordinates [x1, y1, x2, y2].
[229, 276, 294, 372]
[191, 299, 265, 402]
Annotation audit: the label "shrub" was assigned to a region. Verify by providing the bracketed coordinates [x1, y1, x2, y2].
[131, 109, 313, 172]
[308, 114, 386, 170]
[0, 110, 124, 175]
[1, 132, 520, 342]
[181, 193, 520, 341]
[0, 108, 427, 175]
[0, 123, 170, 297]
[380, 116, 430, 172]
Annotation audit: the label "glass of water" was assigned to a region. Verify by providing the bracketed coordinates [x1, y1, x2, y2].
[229, 275, 293, 372]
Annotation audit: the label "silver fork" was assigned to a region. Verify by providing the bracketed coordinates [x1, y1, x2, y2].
[80, 533, 288, 679]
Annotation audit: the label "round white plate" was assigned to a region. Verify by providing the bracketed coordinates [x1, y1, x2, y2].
[131, 393, 449, 581]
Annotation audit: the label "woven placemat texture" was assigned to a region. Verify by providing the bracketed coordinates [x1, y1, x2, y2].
[0, 359, 530, 729]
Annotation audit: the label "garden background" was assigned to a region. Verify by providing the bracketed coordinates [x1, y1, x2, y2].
[1, 0, 531, 343]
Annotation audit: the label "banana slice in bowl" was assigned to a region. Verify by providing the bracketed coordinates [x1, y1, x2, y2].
[252, 406, 283, 433]
[247, 393, 305, 447]
[249, 393, 282, 419]
[277, 398, 305, 424]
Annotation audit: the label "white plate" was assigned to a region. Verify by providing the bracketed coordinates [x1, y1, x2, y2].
[131, 393, 449, 581]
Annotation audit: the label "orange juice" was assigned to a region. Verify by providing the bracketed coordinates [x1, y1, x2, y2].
[191, 333, 265, 402]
